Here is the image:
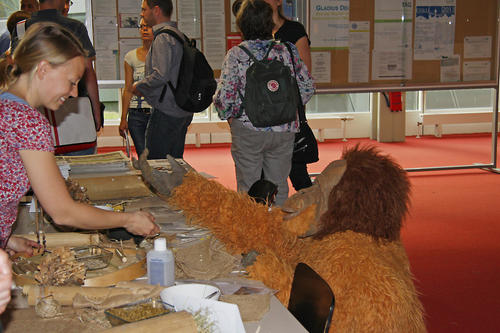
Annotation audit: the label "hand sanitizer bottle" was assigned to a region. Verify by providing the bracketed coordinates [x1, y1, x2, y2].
[147, 238, 175, 286]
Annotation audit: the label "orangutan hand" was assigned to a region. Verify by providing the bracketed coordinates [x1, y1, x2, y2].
[133, 149, 195, 196]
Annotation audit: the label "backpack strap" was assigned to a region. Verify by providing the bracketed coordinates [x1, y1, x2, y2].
[283, 41, 297, 77]
[153, 27, 188, 103]
[238, 41, 277, 63]
[283, 41, 306, 122]
[154, 27, 185, 44]
[238, 44, 257, 62]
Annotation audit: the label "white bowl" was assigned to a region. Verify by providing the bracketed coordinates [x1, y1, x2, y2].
[160, 283, 221, 311]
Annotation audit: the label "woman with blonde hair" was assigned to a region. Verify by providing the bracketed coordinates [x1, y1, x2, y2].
[0, 22, 159, 256]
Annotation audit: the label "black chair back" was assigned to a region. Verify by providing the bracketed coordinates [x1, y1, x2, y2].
[288, 263, 335, 333]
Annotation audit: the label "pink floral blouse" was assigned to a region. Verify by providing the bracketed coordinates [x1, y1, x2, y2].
[0, 93, 54, 248]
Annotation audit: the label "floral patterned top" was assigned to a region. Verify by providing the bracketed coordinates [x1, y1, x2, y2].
[213, 39, 315, 132]
[0, 92, 54, 248]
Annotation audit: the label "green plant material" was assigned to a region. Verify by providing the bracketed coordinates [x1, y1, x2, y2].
[192, 308, 217, 333]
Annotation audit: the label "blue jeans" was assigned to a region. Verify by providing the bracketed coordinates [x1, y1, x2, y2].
[128, 108, 151, 157]
[145, 109, 193, 159]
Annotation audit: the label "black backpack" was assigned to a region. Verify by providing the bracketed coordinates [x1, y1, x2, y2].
[238, 41, 299, 127]
[155, 28, 217, 113]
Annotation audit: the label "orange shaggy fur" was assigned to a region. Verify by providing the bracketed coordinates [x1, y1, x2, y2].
[169, 147, 426, 332]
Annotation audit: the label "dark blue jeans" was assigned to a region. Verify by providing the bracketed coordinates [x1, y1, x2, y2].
[145, 109, 193, 159]
[128, 108, 151, 157]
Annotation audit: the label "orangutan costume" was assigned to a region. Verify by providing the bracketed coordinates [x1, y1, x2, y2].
[137, 145, 426, 332]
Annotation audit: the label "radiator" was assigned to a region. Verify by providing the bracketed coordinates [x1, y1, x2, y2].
[417, 112, 494, 137]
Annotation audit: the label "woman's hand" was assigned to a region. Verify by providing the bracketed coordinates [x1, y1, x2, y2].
[123, 211, 159, 237]
[119, 119, 128, 138]
[0, 250, 12, 314]
[5, 236, 40, 256]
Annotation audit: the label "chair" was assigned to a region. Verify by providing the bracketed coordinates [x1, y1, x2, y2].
[288, 263, 335, 333]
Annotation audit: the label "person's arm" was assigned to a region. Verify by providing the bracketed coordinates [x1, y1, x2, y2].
[119, 61, 134, 138]
[19, 150, 159, 234]
[0, 250, 12, 314]
[295, 36, 312, 73]
[213, 49, 243, 121]
[288, 44, 315, 105]
[84, 57, 102, 131]
[134, 35, 174, 96]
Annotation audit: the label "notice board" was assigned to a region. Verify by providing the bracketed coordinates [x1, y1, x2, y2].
[307, 0, 499, 92]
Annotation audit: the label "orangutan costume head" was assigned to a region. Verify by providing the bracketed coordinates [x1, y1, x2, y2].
[283, 145, 411, 242]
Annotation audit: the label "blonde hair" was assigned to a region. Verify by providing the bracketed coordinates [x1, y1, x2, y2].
[0, 22, 86, 90]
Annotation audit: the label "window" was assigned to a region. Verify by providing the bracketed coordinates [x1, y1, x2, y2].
[425, 89, 494, 111]
[308, 93, 370, 114]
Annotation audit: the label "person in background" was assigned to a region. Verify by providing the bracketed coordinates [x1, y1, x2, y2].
[265, 0, 314, 191]
[12, 0, 103, 155]
[214, 0, 314, 206]
[0, 0, 38, 56]
[6, 11, 31, 42]
[0, 23, 159, 256]
[0, 32, 10, 57]
[119, 18, 153, 158]
[133, 0, 193, 160]
[0, 11, 31, 61]
[20, 0, 39, 14]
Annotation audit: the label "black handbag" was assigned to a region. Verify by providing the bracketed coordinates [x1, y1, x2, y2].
[284, 41, 319, 164]
[293, 104, 319, 164]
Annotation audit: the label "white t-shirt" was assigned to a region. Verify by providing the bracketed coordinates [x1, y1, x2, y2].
[124, 48, 152, 109]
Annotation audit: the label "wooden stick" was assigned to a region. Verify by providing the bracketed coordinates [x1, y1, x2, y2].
[23, 285, 141, 306]
[15, 233, 100, 248]
[101, 311, 197, 333]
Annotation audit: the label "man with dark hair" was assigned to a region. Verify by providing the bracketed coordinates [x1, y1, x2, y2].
[132, 0, 193, 159]
[12, 0, 103, 155]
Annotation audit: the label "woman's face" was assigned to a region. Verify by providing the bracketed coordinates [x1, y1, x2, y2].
[38, 56, 85, 110]
[139, 19, 153, 41]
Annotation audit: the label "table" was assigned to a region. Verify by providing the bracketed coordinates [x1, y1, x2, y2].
[244, 296, 307, 333]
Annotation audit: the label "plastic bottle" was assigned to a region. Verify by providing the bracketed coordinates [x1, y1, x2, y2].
[147, 238, 175, 287]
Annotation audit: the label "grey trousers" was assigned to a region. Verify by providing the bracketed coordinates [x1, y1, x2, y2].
[230, 119, 295, 206]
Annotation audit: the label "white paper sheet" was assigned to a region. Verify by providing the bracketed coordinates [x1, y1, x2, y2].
[178, 0, 200, 39]
[163, 296, 245, 333]
[92, 0, 117, 16]
[117, 0, 141, 13]
[414, 0, 456, 60]
[202, 0, 225, 70]
[440, 55, 460, 82]
[310, 0, 350, 49]
[349, 51, 369, 83]
[464, 36, 492, 59]
[463, 60, 491, 81]
[96, 49, 119, 80]
[311, 52, 331, 83]
[93, 16, 118, 50]
[372, 48, 413, 80]
[375, 0, 413, 20]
